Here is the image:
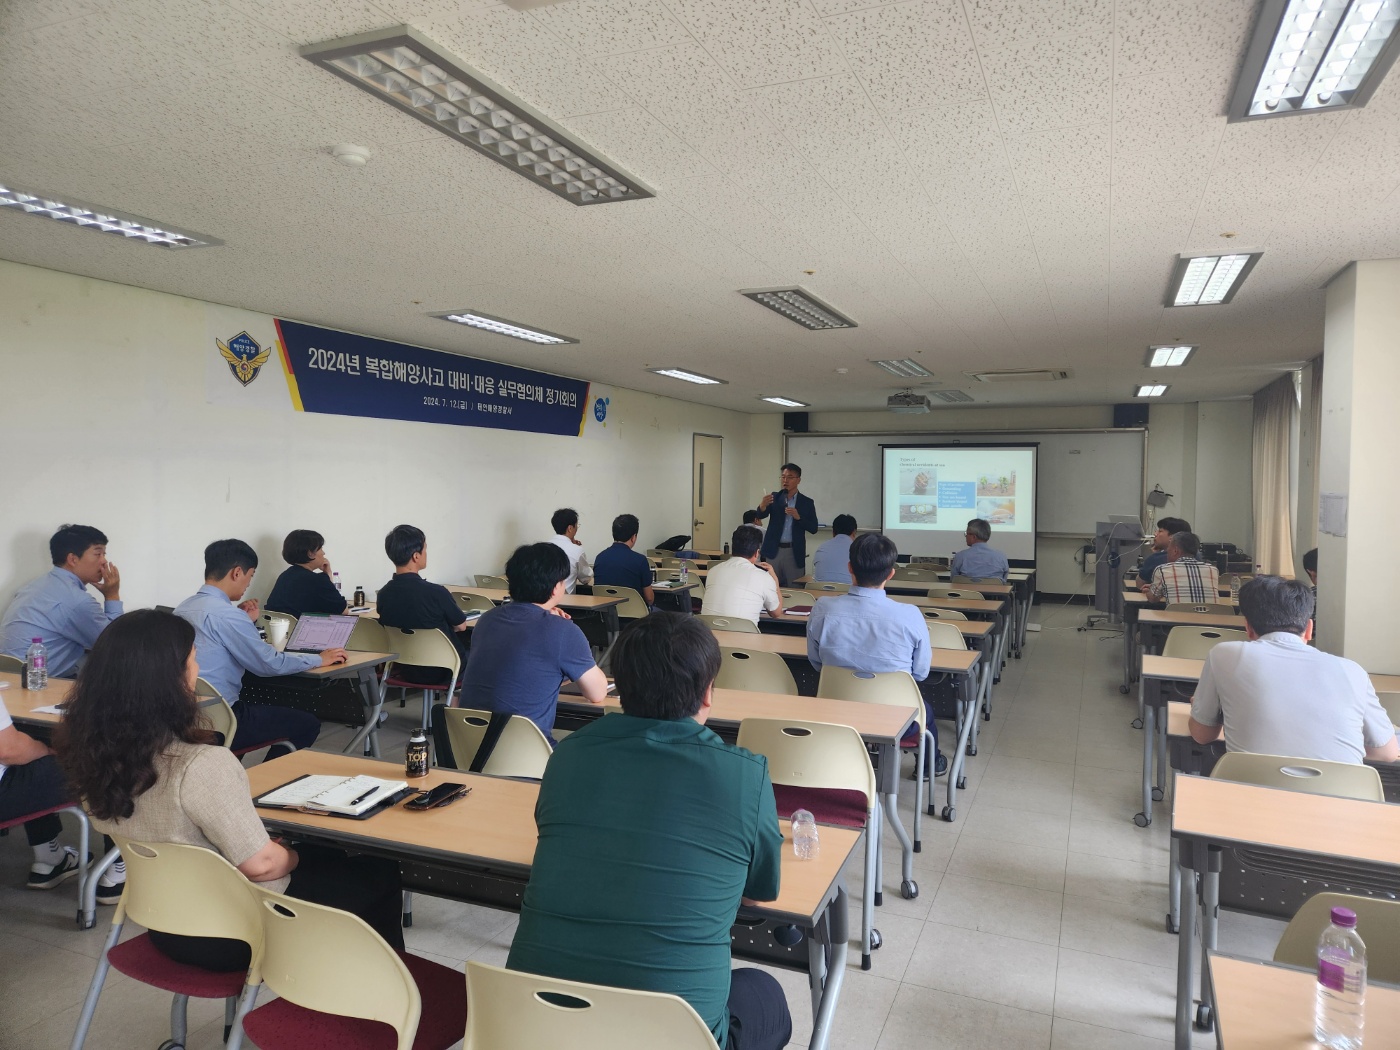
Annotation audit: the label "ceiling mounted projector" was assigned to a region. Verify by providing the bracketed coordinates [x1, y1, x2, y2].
[887, 392, 932, 414]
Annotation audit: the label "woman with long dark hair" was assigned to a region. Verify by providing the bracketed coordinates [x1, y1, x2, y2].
[56, 609, 403, 970]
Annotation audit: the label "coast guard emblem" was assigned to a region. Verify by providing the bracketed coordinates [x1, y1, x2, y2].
[216, 331, 272, 387]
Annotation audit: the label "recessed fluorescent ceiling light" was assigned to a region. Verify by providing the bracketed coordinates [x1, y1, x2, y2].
[1230, 0, 1400, 120]
[1136, 384, 1170, 398]
[741, 287, 857, 330]
[871, 358, 932, 378]
[301, 27, 652, 206]
[929, 389, 974, 403]
[1146, 344, 1197, 367]
[0, 183, 218, 248]
[1165, 253, 1262, 306]
[651, 368, 726, 386]
[759, 396, 809, 407]
[433, 310, 576, 345]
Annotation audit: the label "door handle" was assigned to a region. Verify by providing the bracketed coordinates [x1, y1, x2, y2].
[694, 520, 704, 526]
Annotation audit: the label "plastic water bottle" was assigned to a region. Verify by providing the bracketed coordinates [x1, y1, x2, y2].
[333, 571, 343, 594]
[792, 809, 819, 860]
[1316, 906, 1366, 1049]
[680, 560, 689, 585]
[1229, 573, 1241, 604]
[25, 638, 47, 691]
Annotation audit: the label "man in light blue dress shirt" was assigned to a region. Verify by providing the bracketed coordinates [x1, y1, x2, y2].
[949, 518, 1010, 582]
[811, 515, 858, 584]
[808, 533, 945, 776]
[0, 525, 123, 678]
[175, 539, 347, 758]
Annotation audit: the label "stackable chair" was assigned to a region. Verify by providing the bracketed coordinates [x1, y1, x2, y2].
[473, 574, 508, 589]
[241, 890, 466, 1050]
[380, 627, 462, 732]
[918, 606, 966, 621]
[0, 802, 92, 930]
[737, 717, 882, 969]
[1211, 752, 1383, 802]
[1273, 893, 1400, 985]
[347, 615, 390, 653]
[808, 581, 849, 594]
[464, 962, 719, 1050]
[1165, 602, 1235, 614]
[0, 654, 23, 673]
[591, 585, 650, 622]
[779, 589, 815, 608]
[697, 614, 760, 634]
[71, 838, 265, 1050]
[715, 647, 798, 696]
[434, 707, 553, 779]
[453, 591, 495, 616]
[195, 677, 295, 759]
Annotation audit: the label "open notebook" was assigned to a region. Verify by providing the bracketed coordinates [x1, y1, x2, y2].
[255, 774, 408, 817]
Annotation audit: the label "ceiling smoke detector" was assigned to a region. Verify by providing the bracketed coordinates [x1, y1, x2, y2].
[332, 143, 371, 167]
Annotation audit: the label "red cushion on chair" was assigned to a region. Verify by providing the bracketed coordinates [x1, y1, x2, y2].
[0, 801, 76, 832]
[241, 951, 466, 1050]
[899, 724, 922, 749]
[108, 933, 248, 998]
[383, 676, 452, 693]
[772, 785, 869, 829]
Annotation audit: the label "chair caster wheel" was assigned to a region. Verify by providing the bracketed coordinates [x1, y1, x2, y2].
[1133, 812, 1150, 827]
[1119, 685, 1131, 694]
[900, 879, 918, 900]
[1166, 914, 1179, 935]
[158, 1042, 185, 1050]
[942, 806, 955, 822]
[870, 928, 882, 950]
[1152, 787, 1164, 802]
[957, 776, 966, 789]
[1131, 718, 1143, 729]
[1194, 1004, 1213, 1031]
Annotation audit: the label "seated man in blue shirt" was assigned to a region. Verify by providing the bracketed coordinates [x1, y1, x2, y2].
[949, 518, 1010, 582]
[593, 513, 655, 606]
[460, 542, 609, 738]
[508, 613, 789, 1050]
[808, 532, 945, 776]
[265, 529, 348, 617]
[811, 514, 857, 584]
[0, 524, 123, 678]
[175, 539, 347, 758]
[1136, 516, 1189, 590]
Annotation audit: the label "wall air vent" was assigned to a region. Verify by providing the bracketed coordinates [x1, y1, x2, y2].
[929, 389, 975, 403]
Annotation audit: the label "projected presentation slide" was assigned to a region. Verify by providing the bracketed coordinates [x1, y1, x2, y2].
[881, 445, 1037, 561]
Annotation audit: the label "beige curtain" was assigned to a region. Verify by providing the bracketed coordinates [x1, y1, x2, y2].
[1295, 355, 1324, 568]
[1252, 374, 1299, 576]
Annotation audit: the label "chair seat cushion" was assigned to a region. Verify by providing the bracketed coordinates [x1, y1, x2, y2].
[109, 933, 248, 998]
[899, 724, 922, 748]
[772, 785, 869, 829]
[240, 951, 466, 1050]
[0, 801, 75, 832]
[383, 676, 450, 692]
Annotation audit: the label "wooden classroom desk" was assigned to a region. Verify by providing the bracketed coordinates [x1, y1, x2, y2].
[1170, 776, 1400, 1049]
[648, 579, 696, 615]
[0, 672, 73, 727]
[250, 649, 398, 757]
[247, 750, 858, 1050]
[1208, 953, 1400, 1050]
[1133, 608, 1247, 694]
[450, 585, 628, 641]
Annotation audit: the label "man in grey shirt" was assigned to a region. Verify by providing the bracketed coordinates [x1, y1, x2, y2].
[1189, 576, 1398, 764]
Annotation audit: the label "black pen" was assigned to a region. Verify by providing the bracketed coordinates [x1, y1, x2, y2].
[348, 786, 378, 806]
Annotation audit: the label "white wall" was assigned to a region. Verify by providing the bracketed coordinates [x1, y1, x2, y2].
[0, 260, 758, 609]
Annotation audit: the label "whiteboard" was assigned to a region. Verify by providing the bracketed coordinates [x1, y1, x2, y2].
[785, 430, 1145, 536]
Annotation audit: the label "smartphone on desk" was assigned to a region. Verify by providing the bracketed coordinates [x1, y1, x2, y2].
[404, 783, 471, 811]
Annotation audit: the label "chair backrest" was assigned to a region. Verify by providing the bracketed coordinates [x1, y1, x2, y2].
[938, 589, 982, 600]
[816, 666, 924, 730]
[697, 614, 759, 634]
[110, 836, 264, 951]
[1161, 625, 1247, 660]
[925, 620, 967, 651]
[464, 961, 719, 1050]
[1273, 892, 1400, 984]
[0, 653, 23, 674]
[919, 606, 967, 621]
[347, 615, 390, 652]
[737, 718, 876, 805]
[193, 677, 239, 747]
[809, 582, 849, 593]
[454, 591, 496, 615]
[592, 585, 649, 620]
[382, 626, 462, 679]
[910, 556, 948, 566]
[1379, 691, 1400, 728]
[474, 574, 508, 589]
[951, 575, 1000, 586]
[1165, 602, 1236, 614]
[716, 647, 798, 695]
[254, 889, 421, 1050]
[645, 549, 669, 560]
[259, 611, 297, 651]
[658, 558, 683, 570]
[891, 567, 938, 583]
[440, 708, 553, 778]
[780, 589, 815, 607]
[1211, 752, 1384, 802]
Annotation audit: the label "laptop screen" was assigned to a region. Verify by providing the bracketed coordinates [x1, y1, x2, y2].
[284, 614, 358, 653]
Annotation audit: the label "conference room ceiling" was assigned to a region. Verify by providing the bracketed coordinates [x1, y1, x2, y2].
[3, 0, 1399, 414]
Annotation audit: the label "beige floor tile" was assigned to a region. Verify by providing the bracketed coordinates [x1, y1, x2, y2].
[960, 801, 1071, 851]
[876, 982, 1053, 1050]
[946, 836, 1068, 893]
[1052, 947, 1179, 1041]
[1064, 850, 1169, 910]
[1059, 893, 1180, 969]
[927, 875, 1065, 946]
[1049, 1017, 1171, 1049]
[1066, 814, 1170, 865]
[903, 921, 1059, 1014]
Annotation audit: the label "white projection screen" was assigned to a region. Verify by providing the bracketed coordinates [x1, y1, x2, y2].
[881, 444, 1038, 561]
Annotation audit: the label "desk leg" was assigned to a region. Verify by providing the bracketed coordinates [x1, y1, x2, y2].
[882, 789, 917, 900]
[605, 607, 621, 646]
[1167, 834, 1182, 934]
[1174, 844, 1197, 1050]
[1135, 699, 1155, 827]
[343, 667, 384, 758]
[1155, 713, 1168, 802]
[1122, 618, 1134, 694]
[943, 680, 977, 823]
[806, 882, 849, 1050]
[1196, 856, 1220, 1031]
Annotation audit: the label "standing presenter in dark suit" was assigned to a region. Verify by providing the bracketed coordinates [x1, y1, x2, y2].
[757, 463, 818, 587]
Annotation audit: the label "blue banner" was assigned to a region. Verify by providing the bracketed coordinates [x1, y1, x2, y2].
[274, 319, 591, 437]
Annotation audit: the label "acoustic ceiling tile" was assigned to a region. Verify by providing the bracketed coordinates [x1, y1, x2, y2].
[528, 0, 692, 56]
[664, 0, 847, 89]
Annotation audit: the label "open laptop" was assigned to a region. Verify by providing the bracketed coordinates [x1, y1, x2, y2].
[283, 613, 358, 653]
